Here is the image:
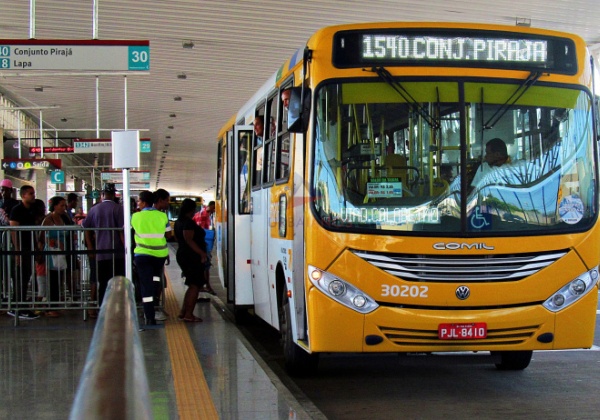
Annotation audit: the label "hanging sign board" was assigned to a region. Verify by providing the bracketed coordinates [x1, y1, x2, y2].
[112, 130, 140, 169]
[1, 158, 62, 170]
[101, 171, 150, 183]
[30, 146, 74, 154]
[73, 138, 151, 154]
[51, 170, 65, 184]
[0, 40, 150, 71]
[73, 140, 112, 154]
[115, 183, 151, 190]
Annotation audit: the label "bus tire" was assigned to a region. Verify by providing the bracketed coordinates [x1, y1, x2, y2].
[281, 300, 318, 376]
[492, 350, 533, 370]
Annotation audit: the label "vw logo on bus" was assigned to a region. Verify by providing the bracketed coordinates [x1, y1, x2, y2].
[456, 286, 471, 300]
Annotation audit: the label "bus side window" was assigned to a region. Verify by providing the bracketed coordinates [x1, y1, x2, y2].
[263, 138, 276, 184]
[276, 85, 293, 181]
[277, 133, 290, 180]
[252, 111, 265, 189]
[239, 132, 251, 214]
[263, 96, 277, 185]
[267, 97, 277, 140]
[280, 87, 290, 133]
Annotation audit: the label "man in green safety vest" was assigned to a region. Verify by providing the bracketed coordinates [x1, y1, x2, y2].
[131, 190, 169, 326]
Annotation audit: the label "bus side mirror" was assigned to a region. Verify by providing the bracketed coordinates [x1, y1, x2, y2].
[288, 87, 311, 133]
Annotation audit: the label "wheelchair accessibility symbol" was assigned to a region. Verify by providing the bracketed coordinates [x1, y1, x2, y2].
[470, 206, 491, 230]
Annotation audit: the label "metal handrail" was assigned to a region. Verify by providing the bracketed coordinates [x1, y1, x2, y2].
[0, 226, 128, 324]
[69, 276, 153, 420]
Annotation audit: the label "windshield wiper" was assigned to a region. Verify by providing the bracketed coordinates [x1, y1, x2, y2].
[367, 66, 440, 130]
[483, 71, 543, 129]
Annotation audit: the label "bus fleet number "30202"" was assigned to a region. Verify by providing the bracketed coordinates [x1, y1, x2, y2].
[381, 284, 428, 298]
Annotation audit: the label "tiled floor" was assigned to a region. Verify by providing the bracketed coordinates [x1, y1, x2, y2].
[0, 248, 321, 419]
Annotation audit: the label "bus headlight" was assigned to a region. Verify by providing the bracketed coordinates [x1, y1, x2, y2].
[543, 267, 598, 312]
[308, 265, 378, 314]
[328, 280, 346, 296]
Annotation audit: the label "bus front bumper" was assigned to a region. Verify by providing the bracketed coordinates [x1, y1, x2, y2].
[307, 286, 597, 353]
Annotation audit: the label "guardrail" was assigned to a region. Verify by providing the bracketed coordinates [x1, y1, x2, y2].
[0, 225, 166, 325]
[69, 276, 153, 420]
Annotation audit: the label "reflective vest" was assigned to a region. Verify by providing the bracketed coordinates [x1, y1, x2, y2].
[131, 209, 169, 258]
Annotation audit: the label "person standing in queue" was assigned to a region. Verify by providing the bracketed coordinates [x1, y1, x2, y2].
[150, 188, 172, 321]
[66, 193, 79, 223]
[8, 185, 40, 320]
[39, 196, 70, 318]
[0, 179, 18, 307]
[175, 198, 207, 322]
[82, 183, 125, 308]
[0, 179, 18, 224]
[197, 200, 216, 295]
[131, 190, 169, 326]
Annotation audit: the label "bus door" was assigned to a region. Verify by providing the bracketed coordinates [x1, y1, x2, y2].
[226, 125, 254, 306]
[216, 136, 228, 288]
[249, 124, 272, 324]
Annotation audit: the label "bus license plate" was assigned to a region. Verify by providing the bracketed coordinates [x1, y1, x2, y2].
[438, 323, 487, 340]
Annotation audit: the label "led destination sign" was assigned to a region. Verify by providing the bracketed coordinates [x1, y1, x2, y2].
[362, 36, 547, 63]
[333, 29, 577, 74]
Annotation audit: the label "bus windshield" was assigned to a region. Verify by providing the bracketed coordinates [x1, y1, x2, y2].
[311, 81, 597, 235]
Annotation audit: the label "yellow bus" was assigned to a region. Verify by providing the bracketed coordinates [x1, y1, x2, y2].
[167, 195, 203, 230]
[215, 22, 600, 374]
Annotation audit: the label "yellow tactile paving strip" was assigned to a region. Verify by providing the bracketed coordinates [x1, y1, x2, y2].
[163, 274, 219, 420]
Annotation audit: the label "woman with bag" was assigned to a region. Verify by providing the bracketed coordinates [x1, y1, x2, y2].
[39, 196, 70, 317]
[175, 198, 208, 322]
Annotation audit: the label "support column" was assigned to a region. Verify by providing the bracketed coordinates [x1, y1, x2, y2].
[35, 170, 48, 205]
[85, 183, 93, 212]
[73, 177, 83, 192]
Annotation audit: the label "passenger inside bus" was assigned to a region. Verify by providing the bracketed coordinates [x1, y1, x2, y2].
[470, 138, 511, 187]
[281, 88, 290, 111]
[431, 163, 454, 195]
[440, 164, 454, 184]
[252, 115, 265, 189]
[253, 115, 264, 145]
[269, 116, 276, 138]
[239, 135, 250, 213]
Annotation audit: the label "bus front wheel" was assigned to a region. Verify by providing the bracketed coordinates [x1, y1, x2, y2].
[492, 350, 533, 370]
[281, 300, 319, 376]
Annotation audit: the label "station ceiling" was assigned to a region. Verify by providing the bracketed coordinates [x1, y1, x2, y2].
[1, 0, 599, 196]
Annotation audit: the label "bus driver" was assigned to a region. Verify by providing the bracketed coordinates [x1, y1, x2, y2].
[470, 138, 510, 187]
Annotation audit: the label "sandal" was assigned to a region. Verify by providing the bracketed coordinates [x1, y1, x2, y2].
[199, 285, 217, 296]
[182, 316, 203, 322]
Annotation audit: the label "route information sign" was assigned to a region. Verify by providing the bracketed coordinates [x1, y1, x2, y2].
[74, 138, 151, 154]
[0, 40, 150, 71]
[2, 158, 62, 170]
[101, 171, 150, 182]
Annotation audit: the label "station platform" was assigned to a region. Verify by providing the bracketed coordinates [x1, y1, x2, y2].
[0, 247, 324, 419]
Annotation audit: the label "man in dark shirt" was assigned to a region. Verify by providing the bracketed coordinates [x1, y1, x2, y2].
[8, 185, 40, 320]
[66, 192, 79, 223]
[82, 183, 125, 307]
[0, 179, 19, 226]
